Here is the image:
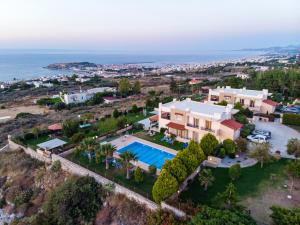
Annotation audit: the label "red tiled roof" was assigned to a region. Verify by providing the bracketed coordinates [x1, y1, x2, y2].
[221, 120, 243, 131]
[166, 122, 186, 130]
[48, 123, 62, 131]
[262, 99, 279, 107]
[149, 115, 158, 122]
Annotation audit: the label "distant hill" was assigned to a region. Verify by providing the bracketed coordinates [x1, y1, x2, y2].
[46, 62, 97, 70]
[238, 44, 300, 54]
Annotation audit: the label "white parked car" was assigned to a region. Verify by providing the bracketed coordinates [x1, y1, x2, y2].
[252, 130, 271, 139]
[247, 134, 269, 143]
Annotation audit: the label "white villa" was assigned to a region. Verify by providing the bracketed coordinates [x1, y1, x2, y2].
[208, 86, 278, 114]
[158, 98, 242, 143]
[60, 87, 116, 104]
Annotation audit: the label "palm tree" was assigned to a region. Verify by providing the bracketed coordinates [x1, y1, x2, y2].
[250, 143, 272, 168]
[80, 137, 100, 163]
[198, 169, 215, 191]
[100, 143, 117, 170]
[120, 150, 137, 179]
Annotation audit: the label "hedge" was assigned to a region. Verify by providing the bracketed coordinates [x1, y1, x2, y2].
[282, 114, 300, 126]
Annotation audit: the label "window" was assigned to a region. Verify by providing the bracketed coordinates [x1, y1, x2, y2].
[193, 118, 199, 128]
[250, 100, 255, 107]
[240, 99, 244, 105]
[176, 114, 183, 121]
[224, 96, 231, 101]
[205, 120, 212, 130]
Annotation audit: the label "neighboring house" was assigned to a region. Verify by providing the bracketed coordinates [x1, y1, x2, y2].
[103, 96, 120, 104]
[208, 86, 277, 113]
[260, 99, 279, 114]
[60, 87, 116, 104]
[236, 73, 249, 80]
[158, 98, 242, 142]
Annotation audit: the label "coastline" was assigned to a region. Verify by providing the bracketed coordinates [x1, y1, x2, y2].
[0, 50, 264, 83]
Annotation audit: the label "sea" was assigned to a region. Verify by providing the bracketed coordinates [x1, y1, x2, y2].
[0, 49, 262, 82]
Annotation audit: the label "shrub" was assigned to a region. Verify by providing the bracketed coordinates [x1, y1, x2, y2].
[51, 161, 62, 172]
[160, 128, 167, 134]
[244, 108, 253, 118]
[240, 124, 255, 138]
[270, 206, 300, 225]
[71, 132, 85, 143]
[53, 102, 67, 111]
[63, 119, 79, 137]
[163, 159, 188, 183]
[0, 198, 6, 208]
[229, 164, 241, 181]
[113, 109, 120, 118]
[191, 206, 256, 225]
[131, 104, 139, 113]
[219, 148, 226, 158]
[134, 167, 144, 183]
[286, 138, 300, 156]
[200, 133, 219, 156]
[282, 113, 300, 126]
[152, 169, 178, 203]
[234, 113, 249, 124]
[13, 188, 33, 207]
[223, 139, 237, 158]
[16, 112, 33, 119]
[235, 137, 248, 152]
[39, 176, 103, 225]
[148, 165, 157, 176]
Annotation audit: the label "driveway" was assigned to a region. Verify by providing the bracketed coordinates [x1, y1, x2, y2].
[254, 121, 300, 158]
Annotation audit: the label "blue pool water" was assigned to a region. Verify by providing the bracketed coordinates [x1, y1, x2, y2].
[117, 141, 175, 169]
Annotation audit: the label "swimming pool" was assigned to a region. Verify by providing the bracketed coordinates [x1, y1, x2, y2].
[117, 141, 175, 169]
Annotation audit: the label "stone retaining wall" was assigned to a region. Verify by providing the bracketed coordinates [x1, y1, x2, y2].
[6, 136, 186, 217]
[51, 154, 159, 211]
[7, 135, 51, 164]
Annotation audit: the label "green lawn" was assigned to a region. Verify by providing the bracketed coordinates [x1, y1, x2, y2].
[134, 131, 184, 151]
[66, 152, 156, 199]
[180, 159, 290, 206]
[24, 134, 52, 150]
[98, 112, 150, 136]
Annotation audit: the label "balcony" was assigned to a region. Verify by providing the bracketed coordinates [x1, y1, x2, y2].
[161, 112, 170, 120]
[201, 127, 216, 134]
[186, 123, 199, 128]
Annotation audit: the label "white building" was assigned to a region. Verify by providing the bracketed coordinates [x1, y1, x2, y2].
[158, 98, 242, 142]
[60, 87, 116, 104]
[208, 86, 277, 113]
[236, 73, 249, 80]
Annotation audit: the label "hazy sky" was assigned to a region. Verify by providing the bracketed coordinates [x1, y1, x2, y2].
[1, 0, 299, 53]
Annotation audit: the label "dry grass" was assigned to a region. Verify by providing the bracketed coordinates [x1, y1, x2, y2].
[241, 179, 300, 225]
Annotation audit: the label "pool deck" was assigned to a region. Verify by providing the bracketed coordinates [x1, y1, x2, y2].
[109, 135, 177, 173]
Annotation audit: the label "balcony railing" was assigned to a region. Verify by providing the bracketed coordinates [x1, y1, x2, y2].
[200, 127, 216, 133]
[186, 123, 199, 128]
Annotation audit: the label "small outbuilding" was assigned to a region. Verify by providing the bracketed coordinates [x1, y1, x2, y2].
[37, 138, 67, 155]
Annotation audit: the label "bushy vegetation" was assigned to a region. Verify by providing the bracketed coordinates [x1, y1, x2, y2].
[190, 206, 256, 225]
[200, 133, 219, 156]
[37, 97, 61, 106]
[31, 176, 103, 225]
[282, 113, 300, 126]
[240, 124, 255, 138]
[286, 138, 300, 157]
[152, 140, 205, 203]
[229, 164, 241, 181]
[270, 206, 300, 225]
[223, 139, 237, 158]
